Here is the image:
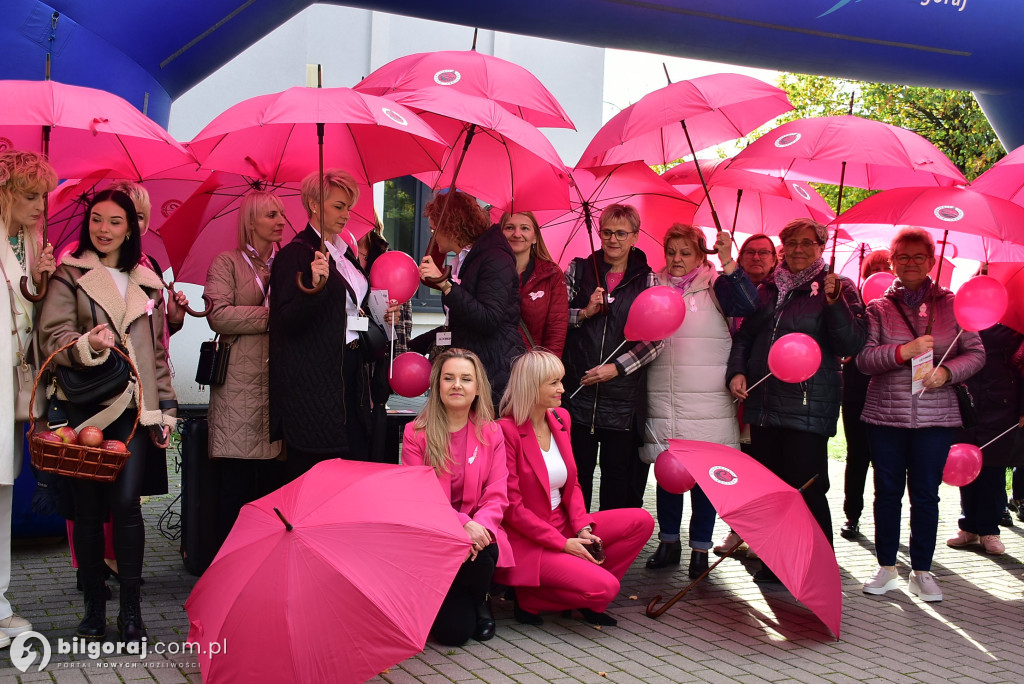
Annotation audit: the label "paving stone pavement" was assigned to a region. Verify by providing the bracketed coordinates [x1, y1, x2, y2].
[2, 450, 1022, 683]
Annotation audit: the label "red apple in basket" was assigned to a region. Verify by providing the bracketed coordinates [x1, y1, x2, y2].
[37, 431, 62, 445]
[54, 427, 78, 444]
[101, 440, 128, 453]
[78, 427, 104, 448]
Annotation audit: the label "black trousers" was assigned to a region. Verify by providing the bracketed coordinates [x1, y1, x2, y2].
[571, 426, 649, 512]
[432, 543, 498, 647]
[215, 457, 287, 548]
[68, 408, 148, 584]
[750, 425, 833, 547]
[841, 402, 872, 523]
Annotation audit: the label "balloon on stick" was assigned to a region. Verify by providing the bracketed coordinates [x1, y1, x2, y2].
[861, 272, 895, 303]
[942, 443, 982, 487]
[767, 332, 822, 383]
[654, 450, 696, 494]
[369, 251, 421, 304]
[389, 352, 431, 398]
[953, 275, 1008, 332]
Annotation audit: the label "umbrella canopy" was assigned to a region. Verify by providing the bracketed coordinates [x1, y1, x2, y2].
[669, 439, 841, 638]
[577, 73, 793, 168]
[730, 115, 967, 195]
[387, 87, 571, 212]
[0, 79, 192, 179]
[354, 49, 575, 129]
[970, 144, 1024, 206]
[188, 86, 448, 184]
[186, 459, 470, 684]
[986, 263, 1024, 335]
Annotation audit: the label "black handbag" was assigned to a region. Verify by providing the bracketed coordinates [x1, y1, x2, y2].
[56, 344, 131, 405]
[359, 318, 389, 362]
[953, 383, 978, 429]
[195, 337, 231, 387]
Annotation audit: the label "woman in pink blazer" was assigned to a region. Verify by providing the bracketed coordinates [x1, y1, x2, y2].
[497, 350, 654, 626]
[402, 348, 512, 646]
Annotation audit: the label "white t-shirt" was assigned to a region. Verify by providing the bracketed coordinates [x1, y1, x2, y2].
[314, 228, 368, 345]
[540, 437, 569, 511]
[105, 267, 129, 299]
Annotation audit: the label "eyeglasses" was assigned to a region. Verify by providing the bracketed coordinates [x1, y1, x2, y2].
[741, 249, 775, 258]
[599, 229, 636, 241]
[892, 254, 929, 265]
[782, 239, 822, 251]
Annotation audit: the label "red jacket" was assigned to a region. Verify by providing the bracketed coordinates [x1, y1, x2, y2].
[494, 409, 594, 586]
[518, 258, 569, 357]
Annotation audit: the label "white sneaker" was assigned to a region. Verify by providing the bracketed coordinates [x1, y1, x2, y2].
[0, 614, 31, 638]
[909, 571, 943, 602]
[863, 566, 900, 595]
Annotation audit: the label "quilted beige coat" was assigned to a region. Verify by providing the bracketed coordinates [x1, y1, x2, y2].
[206, 249, 282, 460]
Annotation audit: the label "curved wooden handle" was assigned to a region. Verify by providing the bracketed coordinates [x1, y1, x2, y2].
[296, 269, 327, 294]
[168, 282, 211, 318]
[20, 274, 46, 303]
[421, 234, 453, 289]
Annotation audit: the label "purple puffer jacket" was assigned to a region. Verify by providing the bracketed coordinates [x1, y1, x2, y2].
[858, 282, 985, 429]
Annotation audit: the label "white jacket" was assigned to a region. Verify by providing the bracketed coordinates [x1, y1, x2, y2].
[641, 264, 739, 464]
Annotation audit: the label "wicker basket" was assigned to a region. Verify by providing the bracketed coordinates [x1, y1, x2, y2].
[28, 339, 140, 482]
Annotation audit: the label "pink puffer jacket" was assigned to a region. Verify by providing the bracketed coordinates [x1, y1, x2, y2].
[858, 283, 984, 429]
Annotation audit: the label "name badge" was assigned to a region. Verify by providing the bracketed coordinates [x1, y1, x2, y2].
[436, 331, 452, 346]
[348, 316, 369, 332]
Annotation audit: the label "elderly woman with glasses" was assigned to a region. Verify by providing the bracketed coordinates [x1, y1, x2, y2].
[563, 203, 662, 512]
[727, 218, 866, 583]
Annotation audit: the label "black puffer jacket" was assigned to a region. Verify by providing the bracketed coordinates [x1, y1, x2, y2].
[957, 324, 1024, 468]
[563, 248, 654, 433]
[727, 268, 866, 437]
[411, 223, 524, 400]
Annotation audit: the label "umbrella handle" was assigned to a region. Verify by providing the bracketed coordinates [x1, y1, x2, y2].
[646, 539, 744, 618]
[20, 274, 47, 303]
[296, 268, 328, 295]
[168, 281, 211, 318]
[421, 234, 453, 289]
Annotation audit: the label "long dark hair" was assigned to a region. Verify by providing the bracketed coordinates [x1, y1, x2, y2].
[71, 189, 142, 272]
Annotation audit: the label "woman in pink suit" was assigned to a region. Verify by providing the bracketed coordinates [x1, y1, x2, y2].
[402, 348, 512, 646]
[497, 350, 654, 626]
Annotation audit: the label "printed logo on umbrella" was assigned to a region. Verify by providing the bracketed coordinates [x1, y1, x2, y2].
[709, 466, 739, 485]
[434, 69, 462, 86]
[381, 108, 409, 127]
[0, 136, 13, 152]
[933, 205, 964, 222]
[161, 199, 182, 218]
[774, 132, 802, 148]
[791, 183, 812, 201]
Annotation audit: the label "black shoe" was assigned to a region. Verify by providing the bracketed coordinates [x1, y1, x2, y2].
[514, 601, 543, 625]
[76, 578, 107, 640]
[578, 607, 617, 626]
[473, 600, 496, 641]
[753, 565, 780, 584]
[117, 579, 147, 643]
[839, 520, 861, 539]
[1000, 510, 1014, 527]
[645, 541, 681, 569]
[688, 550, 709, 580]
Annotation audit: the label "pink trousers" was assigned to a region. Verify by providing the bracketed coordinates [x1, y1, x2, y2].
[516, 507, 653, 614]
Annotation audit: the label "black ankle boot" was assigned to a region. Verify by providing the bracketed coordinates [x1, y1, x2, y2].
[77, 579, 107, 640]
[117, 578, 147, 643]
[473, 597, 496, 641]
[646, 541, 681, 569]
[688, 550, 709, 580]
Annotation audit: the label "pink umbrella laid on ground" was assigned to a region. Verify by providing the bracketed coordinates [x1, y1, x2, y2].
[185, 459, 470, 684]
[646, 440, 841, 639]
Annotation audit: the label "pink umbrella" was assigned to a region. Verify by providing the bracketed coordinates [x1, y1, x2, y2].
[354, 49, 575, 129]
[385, 87, 571, 213]
[986, 263, 1024, 335]
[188, 86, 448, 185]
[185, 459, 470, 684]
[970, 144, 1024, 206]
[648, 440, 841, 639]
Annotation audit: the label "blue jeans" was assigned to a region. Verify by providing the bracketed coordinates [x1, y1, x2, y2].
[655, 484, 715, 549]
[959, 465, 1007, 536]
[868, 424, 954, 571]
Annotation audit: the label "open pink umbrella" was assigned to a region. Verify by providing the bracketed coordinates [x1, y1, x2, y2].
[647, 440, 841, 639]
[970, 144, 1024, 206]
[355, 49, 575, 129]
[986, 263, 1024, 335]
[186, 459, 470, 684]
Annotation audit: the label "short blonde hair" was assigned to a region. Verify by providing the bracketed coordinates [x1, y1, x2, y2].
[424, 191, 489, 250]
[779, 218, 828, 246]
[0, 150, 57, 232]
[301, 168, 360, 219]
[108, 180, 151, 216]
[499, 350, 565, 426]
[890, 228, 935, 259]
[599, 203, 640, 233]
[662, 223, 709, 267]
[498, 210, 554, 262]
[237, 191, 286, 250]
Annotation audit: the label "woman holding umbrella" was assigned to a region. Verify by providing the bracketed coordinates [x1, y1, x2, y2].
[0, 150, 57, 641]
[500, 210, 568, 357]
[38, 189, 178, 642]
[727, 218, 865, 582]
[563, 203, 661, 512]
[402, 348, 512, 646]
[206, 190, 286, 546]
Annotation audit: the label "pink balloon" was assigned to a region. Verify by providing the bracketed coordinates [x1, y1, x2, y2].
[861, 272, 895, 303]
[623, 286, 686, 341]
[767, 332, 822, 383]
[942, 443, 983, 487]
[389, 353, 431, 398]
[654, 450, 696, 494]
[954, 275, 1008, 332]
[369, 251, 420, 304]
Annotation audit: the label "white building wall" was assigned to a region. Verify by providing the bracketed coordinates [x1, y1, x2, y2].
[166, 5, 605, 404]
